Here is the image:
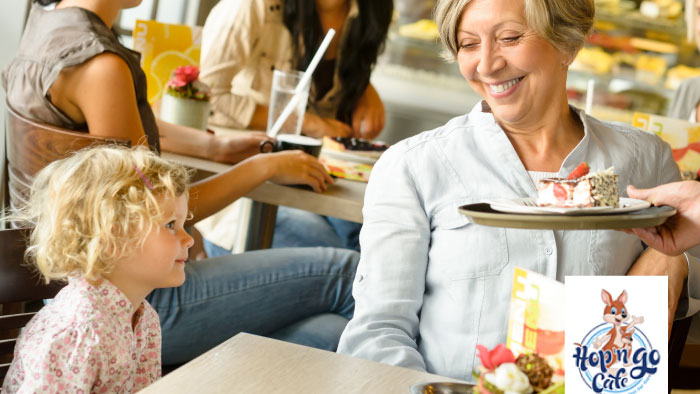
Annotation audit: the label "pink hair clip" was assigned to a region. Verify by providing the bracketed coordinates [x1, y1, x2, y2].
[134, 165, 154, 191]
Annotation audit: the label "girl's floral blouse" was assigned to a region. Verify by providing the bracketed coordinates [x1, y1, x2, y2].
[2, 277, 162, 393]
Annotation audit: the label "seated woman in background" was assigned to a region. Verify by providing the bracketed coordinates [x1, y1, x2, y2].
[2, 0, 358, 365]
[198, 0, 393, 253]
[200, 0, 393, 139]
[337, 0, 700, 381]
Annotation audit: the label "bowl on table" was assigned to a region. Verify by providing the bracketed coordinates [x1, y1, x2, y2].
[409, 382, 474, 394]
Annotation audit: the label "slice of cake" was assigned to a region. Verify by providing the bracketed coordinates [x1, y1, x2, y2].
[536, 162, 619, 208]
[322, 136, 389, 159]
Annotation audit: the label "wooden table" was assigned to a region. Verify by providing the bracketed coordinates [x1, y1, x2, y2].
[161, 151, 366, 250]
[139, 333, 465, 393]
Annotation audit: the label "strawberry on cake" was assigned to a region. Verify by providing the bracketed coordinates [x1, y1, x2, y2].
[536, 162, 619, 208]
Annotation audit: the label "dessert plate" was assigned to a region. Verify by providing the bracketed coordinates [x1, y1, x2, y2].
[488, 197, 650, 215]
[320, 148, 380, 165]
[458, 203, 676, 230]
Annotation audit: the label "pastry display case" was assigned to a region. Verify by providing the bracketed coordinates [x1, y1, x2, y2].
[373, 2, 700, 143]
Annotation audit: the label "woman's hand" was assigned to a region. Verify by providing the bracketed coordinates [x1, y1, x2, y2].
[302, 113, 352, 138]
[210, 131, 272, 164]
[351, 83, 385, 140]
[627, 247, 688, 339]
[266, 150, 334, 193]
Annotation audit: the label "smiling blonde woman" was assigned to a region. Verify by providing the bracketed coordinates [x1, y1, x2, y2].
[337, 0, 700, 381]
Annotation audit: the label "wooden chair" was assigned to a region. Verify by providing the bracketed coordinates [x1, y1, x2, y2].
[4, 101, 130, 213]
[1, 103, 130, 386]
[669, 316, 700, 391]
[0, 228, 65, 385]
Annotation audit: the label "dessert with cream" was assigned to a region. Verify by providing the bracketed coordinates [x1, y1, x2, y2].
[536, 162, 619, 208]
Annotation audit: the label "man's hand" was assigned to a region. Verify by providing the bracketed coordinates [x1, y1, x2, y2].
[627, 247, 688, 340]
[623, 182, 700, 255]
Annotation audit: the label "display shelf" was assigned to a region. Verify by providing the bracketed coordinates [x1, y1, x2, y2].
[569, 68, 674, 99]
[595, 8, 687, 41]
[377, 7, 692, 135]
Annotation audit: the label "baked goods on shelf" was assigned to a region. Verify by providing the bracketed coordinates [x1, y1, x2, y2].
[397, 19, 439, 41]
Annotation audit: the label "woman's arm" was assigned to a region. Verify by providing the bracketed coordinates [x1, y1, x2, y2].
[336, 145, 429, 371]
[156, 118, 270, 164]
[246, 104, 352, 138]
[627, 248, 687, 339]
[57, 53, 269, 165]
[50, 52, 148, 147]
[186, 150, 332, 225]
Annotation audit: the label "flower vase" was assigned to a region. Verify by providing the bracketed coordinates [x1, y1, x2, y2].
[160, 93, 210, 131]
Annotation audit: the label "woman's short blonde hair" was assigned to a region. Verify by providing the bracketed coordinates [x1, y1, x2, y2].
[434, 0, 595, 61]
[14, 145, 192, 283]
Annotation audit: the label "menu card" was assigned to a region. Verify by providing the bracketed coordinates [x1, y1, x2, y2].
[132, 20, 202, 105]
[319, 157, 373, 182]
[507, 267, 566, 377]
[632, 112, 700, 176]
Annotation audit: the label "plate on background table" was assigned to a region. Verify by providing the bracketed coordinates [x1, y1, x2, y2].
[458, 203, 676, 230]
[488, 197, 650, 215]
[320, 148, 380, 165]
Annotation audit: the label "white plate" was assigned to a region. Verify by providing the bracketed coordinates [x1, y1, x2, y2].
[320, 148, 380, 165]
[489, 197, 651, 215]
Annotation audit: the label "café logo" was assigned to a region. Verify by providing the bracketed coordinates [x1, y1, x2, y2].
[572, 289, 661, 393]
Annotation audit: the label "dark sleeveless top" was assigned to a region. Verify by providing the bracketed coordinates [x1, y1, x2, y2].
[1, 3, 160, 152]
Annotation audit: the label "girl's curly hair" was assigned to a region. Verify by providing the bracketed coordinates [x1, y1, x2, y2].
[12, 145, 192, 283]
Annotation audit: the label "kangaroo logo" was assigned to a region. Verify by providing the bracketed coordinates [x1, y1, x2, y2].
[572, 289, 661, 393]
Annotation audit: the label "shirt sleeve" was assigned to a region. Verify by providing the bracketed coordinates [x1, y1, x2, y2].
[199, 0, 262, 129]
[667, 77, 700, 121]
[14, 326, 106, 393]
[336, 144, 430, 372]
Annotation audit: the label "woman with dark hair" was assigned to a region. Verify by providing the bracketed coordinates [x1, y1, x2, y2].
[200, 0, 393, 139]
[198, 0, 393, 254]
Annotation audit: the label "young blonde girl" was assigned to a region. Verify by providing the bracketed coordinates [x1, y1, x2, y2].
[3, 145, 193, 393]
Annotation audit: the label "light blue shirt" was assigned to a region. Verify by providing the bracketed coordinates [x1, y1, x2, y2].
[337, 101, 700, 380]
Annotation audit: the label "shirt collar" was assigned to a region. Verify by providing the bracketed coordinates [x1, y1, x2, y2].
[558, 105, 592, 177]
[71, 276, 145, 325]
[468, 100, 498, 128]
[469, 100, 593, 175]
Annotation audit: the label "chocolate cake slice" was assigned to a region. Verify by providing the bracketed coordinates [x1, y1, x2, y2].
[322, 136, 389, 159]
[536, 165, 619, 208]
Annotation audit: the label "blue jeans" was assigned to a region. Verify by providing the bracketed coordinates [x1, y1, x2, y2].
[146, 246, 358, 365]
[203, 207, 362, 257]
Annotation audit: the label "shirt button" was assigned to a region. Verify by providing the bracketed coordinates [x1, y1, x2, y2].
[544, 247, 553, 255]
[357, 274, 364, 283]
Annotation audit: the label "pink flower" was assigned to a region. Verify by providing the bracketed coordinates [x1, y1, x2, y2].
[172, 65, 199, 86]
[476, 344, 515, 371]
